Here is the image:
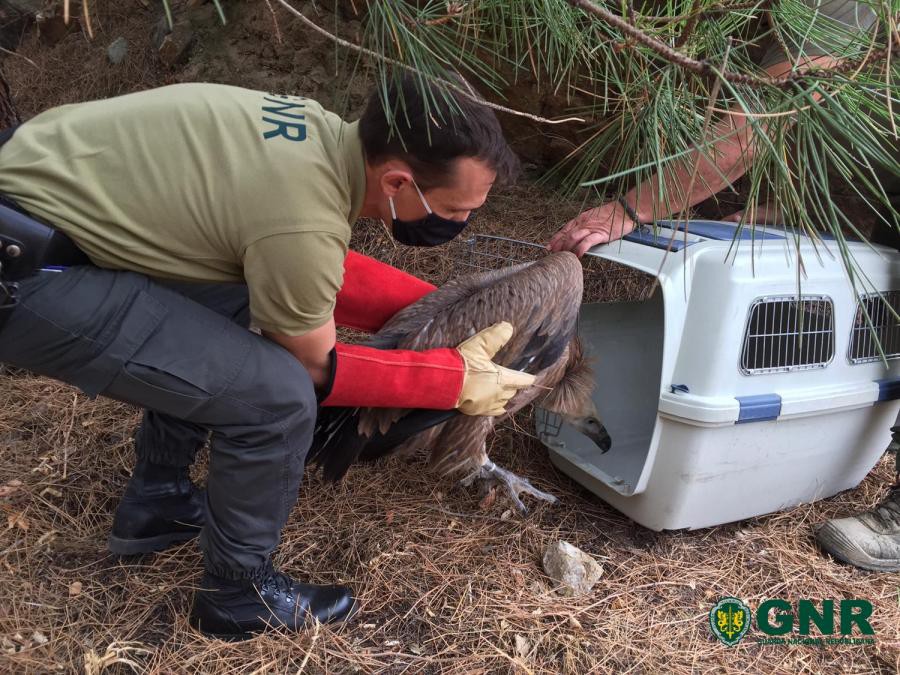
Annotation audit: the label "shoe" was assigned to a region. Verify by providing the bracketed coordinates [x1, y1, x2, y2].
[189, 565, 357, 640]
[107, 460, 205, 555]
[816, 487, 900, 572]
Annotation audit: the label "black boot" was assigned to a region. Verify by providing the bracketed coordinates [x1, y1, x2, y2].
[107, 459, 205, 555]
[189, 564, 357, 640]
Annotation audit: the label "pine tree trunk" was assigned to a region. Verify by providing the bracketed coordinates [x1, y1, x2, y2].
[0, 0, 29, 128]
[0, 65, 18, 128]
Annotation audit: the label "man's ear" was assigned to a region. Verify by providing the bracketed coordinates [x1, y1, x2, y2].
[379, 165, 414, 197]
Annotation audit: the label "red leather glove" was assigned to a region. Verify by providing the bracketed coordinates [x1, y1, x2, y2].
[320, 342, 464, 409]
[334, 251, 436, 333]
[319, 323, 535, 412]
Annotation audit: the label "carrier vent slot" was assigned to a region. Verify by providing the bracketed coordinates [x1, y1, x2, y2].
[849, 291, 900, 364]
[740, 296, 835, 375]
[535, 408, 564, 439]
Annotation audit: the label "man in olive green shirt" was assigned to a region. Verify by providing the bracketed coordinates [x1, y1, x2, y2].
[0, 85, 364, 335]
[0, 76, 535, 638]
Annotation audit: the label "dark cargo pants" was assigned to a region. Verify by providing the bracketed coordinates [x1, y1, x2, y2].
[0, 265, 316, 579]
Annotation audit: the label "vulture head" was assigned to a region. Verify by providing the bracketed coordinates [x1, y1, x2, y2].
[310, 251, 610, 512]
[533, 333, 610, 452]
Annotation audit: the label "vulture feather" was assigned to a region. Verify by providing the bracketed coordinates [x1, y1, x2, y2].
[309, 251, 609, 511]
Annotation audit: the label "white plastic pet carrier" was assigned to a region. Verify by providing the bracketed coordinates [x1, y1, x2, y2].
[527, 220, 900, 530]
[453, 222, 900, 530]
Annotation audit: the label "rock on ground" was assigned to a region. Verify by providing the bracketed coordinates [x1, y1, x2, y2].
[107, 37, 128, 65]
[541, 540, 603, 597]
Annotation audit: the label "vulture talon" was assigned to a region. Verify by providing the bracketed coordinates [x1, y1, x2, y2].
[460, 460, 558, 513]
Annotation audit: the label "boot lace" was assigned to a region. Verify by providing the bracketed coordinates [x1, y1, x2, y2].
[259, 569, 296, 603]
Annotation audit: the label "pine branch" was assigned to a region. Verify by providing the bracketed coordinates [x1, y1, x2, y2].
[673, 0, 704, 49]
[272, 0, 586, 125]
[564, 0, 893, 88]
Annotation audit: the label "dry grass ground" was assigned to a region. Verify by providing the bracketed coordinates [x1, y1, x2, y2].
[1, 356, 899, 674]
[1, 185, 898, 674]
[1, 2, 899, 673]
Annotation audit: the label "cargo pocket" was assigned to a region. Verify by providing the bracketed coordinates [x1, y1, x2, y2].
[70, 289, 169, 397]
[109, 363, 213, 419]
[99, 287, 251, 422]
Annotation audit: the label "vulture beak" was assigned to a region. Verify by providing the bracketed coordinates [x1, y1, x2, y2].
[561, 399, 611, 452]
[565, 414, 612, 453]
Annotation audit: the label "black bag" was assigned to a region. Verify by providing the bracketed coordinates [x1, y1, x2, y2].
[0, 200, 91, 280]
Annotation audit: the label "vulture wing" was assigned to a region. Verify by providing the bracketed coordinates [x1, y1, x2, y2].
[309, 251, 584, 480]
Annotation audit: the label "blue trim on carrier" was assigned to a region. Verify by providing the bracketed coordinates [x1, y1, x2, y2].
[875, 377, 900, 402]
[666, 220, 786, 242]
[623, 228, 692, 251]
[736, 394, 782, 423]
[621, 219, 836, 250]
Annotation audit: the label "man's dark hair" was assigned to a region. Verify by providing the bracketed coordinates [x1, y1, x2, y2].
[359, 73, 520, 190]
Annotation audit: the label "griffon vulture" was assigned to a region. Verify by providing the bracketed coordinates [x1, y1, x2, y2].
[309, 250, 610, 511]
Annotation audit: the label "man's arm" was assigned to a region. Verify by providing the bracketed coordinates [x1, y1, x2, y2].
[334, 251, 436, 333]
[264, 319, 536, 415]
[548, 57, 838, 256]
[248, 229, 535, 413]
[264, 320, 336, 389]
